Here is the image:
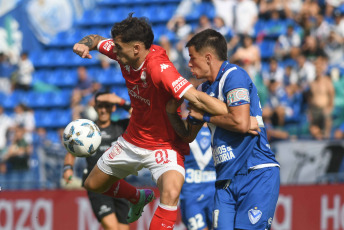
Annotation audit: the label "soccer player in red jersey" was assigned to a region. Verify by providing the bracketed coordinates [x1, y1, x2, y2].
[72, 13, 228, 229]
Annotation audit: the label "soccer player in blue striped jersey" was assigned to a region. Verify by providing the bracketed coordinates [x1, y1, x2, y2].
[166, 29, 280, 230]
[180, 124, 215, 230]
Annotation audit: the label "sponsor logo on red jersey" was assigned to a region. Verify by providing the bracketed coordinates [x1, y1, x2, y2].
[103, 41, 114, 51]
[172, 76, 188, 93]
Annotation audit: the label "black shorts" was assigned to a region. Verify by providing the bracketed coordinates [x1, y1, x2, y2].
[87, 191, 130, 224]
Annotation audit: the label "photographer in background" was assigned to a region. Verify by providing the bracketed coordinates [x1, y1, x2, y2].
[63, 92, 131, 230]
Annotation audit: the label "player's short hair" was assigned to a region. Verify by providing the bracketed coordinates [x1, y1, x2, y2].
[186, 29, 227, 61]
[111, 13, 154, 49]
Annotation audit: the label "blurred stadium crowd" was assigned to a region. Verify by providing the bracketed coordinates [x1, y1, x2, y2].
[0, 0, 344, 190]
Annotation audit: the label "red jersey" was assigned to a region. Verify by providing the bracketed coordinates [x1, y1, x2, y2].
[98, 40, 192, 155]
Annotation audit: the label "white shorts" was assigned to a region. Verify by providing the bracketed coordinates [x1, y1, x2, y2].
[97, 136, 185, 183]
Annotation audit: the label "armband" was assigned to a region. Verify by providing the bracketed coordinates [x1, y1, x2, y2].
[187, 115, 204, 125]
[63, 164, 73, 172]
[203, 112, 211, 123]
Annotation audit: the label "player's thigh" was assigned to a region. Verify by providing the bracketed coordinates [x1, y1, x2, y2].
[180, 197, 209, 230]
[213, 187, 236, 230]
[235, 167, 280, 230]
[84, 164, 121, 193]
[143, 148, 185, 184]
[97, 137, 145, 179]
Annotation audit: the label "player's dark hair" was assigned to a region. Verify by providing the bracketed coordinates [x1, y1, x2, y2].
[111, 12, 154, 49]
[186, 29, 227, 61]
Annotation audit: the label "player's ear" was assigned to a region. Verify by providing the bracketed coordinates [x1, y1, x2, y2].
[206, 53, 212, 65]
[133, 43, 140, 54]
[112, 105, 117, 112]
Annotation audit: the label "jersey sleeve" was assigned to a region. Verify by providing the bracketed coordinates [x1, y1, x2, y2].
[97, 39, 117, 60]
[223, 68, 251, 107]
[149, 60, 192, 100]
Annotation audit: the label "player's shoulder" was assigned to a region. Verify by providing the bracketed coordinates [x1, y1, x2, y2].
[224, 63, 252, 83]
[146, 45, 171, 70]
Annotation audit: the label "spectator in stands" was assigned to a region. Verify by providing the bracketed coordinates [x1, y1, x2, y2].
[302, 35, 327, 61]
[75, 66, 93, 97]
[275, 24, 301, 60]
[194, 15, 212, 34]
[230, 34, 261, 79]
[262, 58, 285, 85]
[294, 53, 316, 91]
[212, 16, 232, 39]
[1, 125, 32, 173]
[159, 36, 179, 70]
[13, 52, 34, 91]
[71, 66, 101, 120]
[0, 105, 14, 154]
[312, 13, 331, 45]
[334, 122, 344, 140]
[167, 15, 192, 40]
[324, 30, 344, 65]
[333, 9, 344, 38]
[0, 53, 15, 94]
[13, 103, 35, 144]
[212, 0, 236, 29]
[308, 56, 335, 140]
[263, 79, 290, 127]
[233, 0, 258, 37]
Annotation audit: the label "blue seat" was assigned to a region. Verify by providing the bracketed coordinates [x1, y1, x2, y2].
[2, 92, 20, 109]
[50, 90, 72, 107]
[23, 91, 52, 109]
[111, 85, 130, 101]
[35, 110, 54, 128]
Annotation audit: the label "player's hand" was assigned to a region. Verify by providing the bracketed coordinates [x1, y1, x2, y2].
[248, 116, 261, 135]
[188, 104, 204, 120]
[166, 98, 184, 114]
[97, 93, 120, 104]
[73, 43, 92, 59]
[63, 169, 74, 184]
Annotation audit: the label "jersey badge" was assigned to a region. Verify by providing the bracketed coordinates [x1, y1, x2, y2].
[248, 207, 262, 224]
[160, 63, 170, 72]
[125, 65, 130, 73]
[140, 70, 148, 88]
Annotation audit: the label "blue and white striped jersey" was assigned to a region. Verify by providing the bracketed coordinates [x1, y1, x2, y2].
[199, 61, 279, 181]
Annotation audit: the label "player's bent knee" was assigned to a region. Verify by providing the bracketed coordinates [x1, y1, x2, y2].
[84, 177, 106, 193]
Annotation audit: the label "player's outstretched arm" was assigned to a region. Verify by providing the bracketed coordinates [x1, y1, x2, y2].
[73, 34, 107, 59]
[166, 98, 203, 143]
[182, 87, 228, 116]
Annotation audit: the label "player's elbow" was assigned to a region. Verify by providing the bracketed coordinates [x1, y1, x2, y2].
[235, 118, 250, 133]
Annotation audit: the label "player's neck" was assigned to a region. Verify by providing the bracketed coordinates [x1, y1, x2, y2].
[209, 61, 223, 83]
[132, 49, 150, 70]
[97, 120, 111, 129]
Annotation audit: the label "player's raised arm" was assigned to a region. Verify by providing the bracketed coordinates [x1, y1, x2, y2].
[73, 34, 107, 59]
[182, 86, 228, 116]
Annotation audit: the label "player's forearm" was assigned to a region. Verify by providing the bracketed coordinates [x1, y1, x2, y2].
[64, 152, 76, 166]
[184, 88, 227, 115]
[209, 114, 250, 133]
[166, 113, 197, 143]
[78, 35, 106, 51]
